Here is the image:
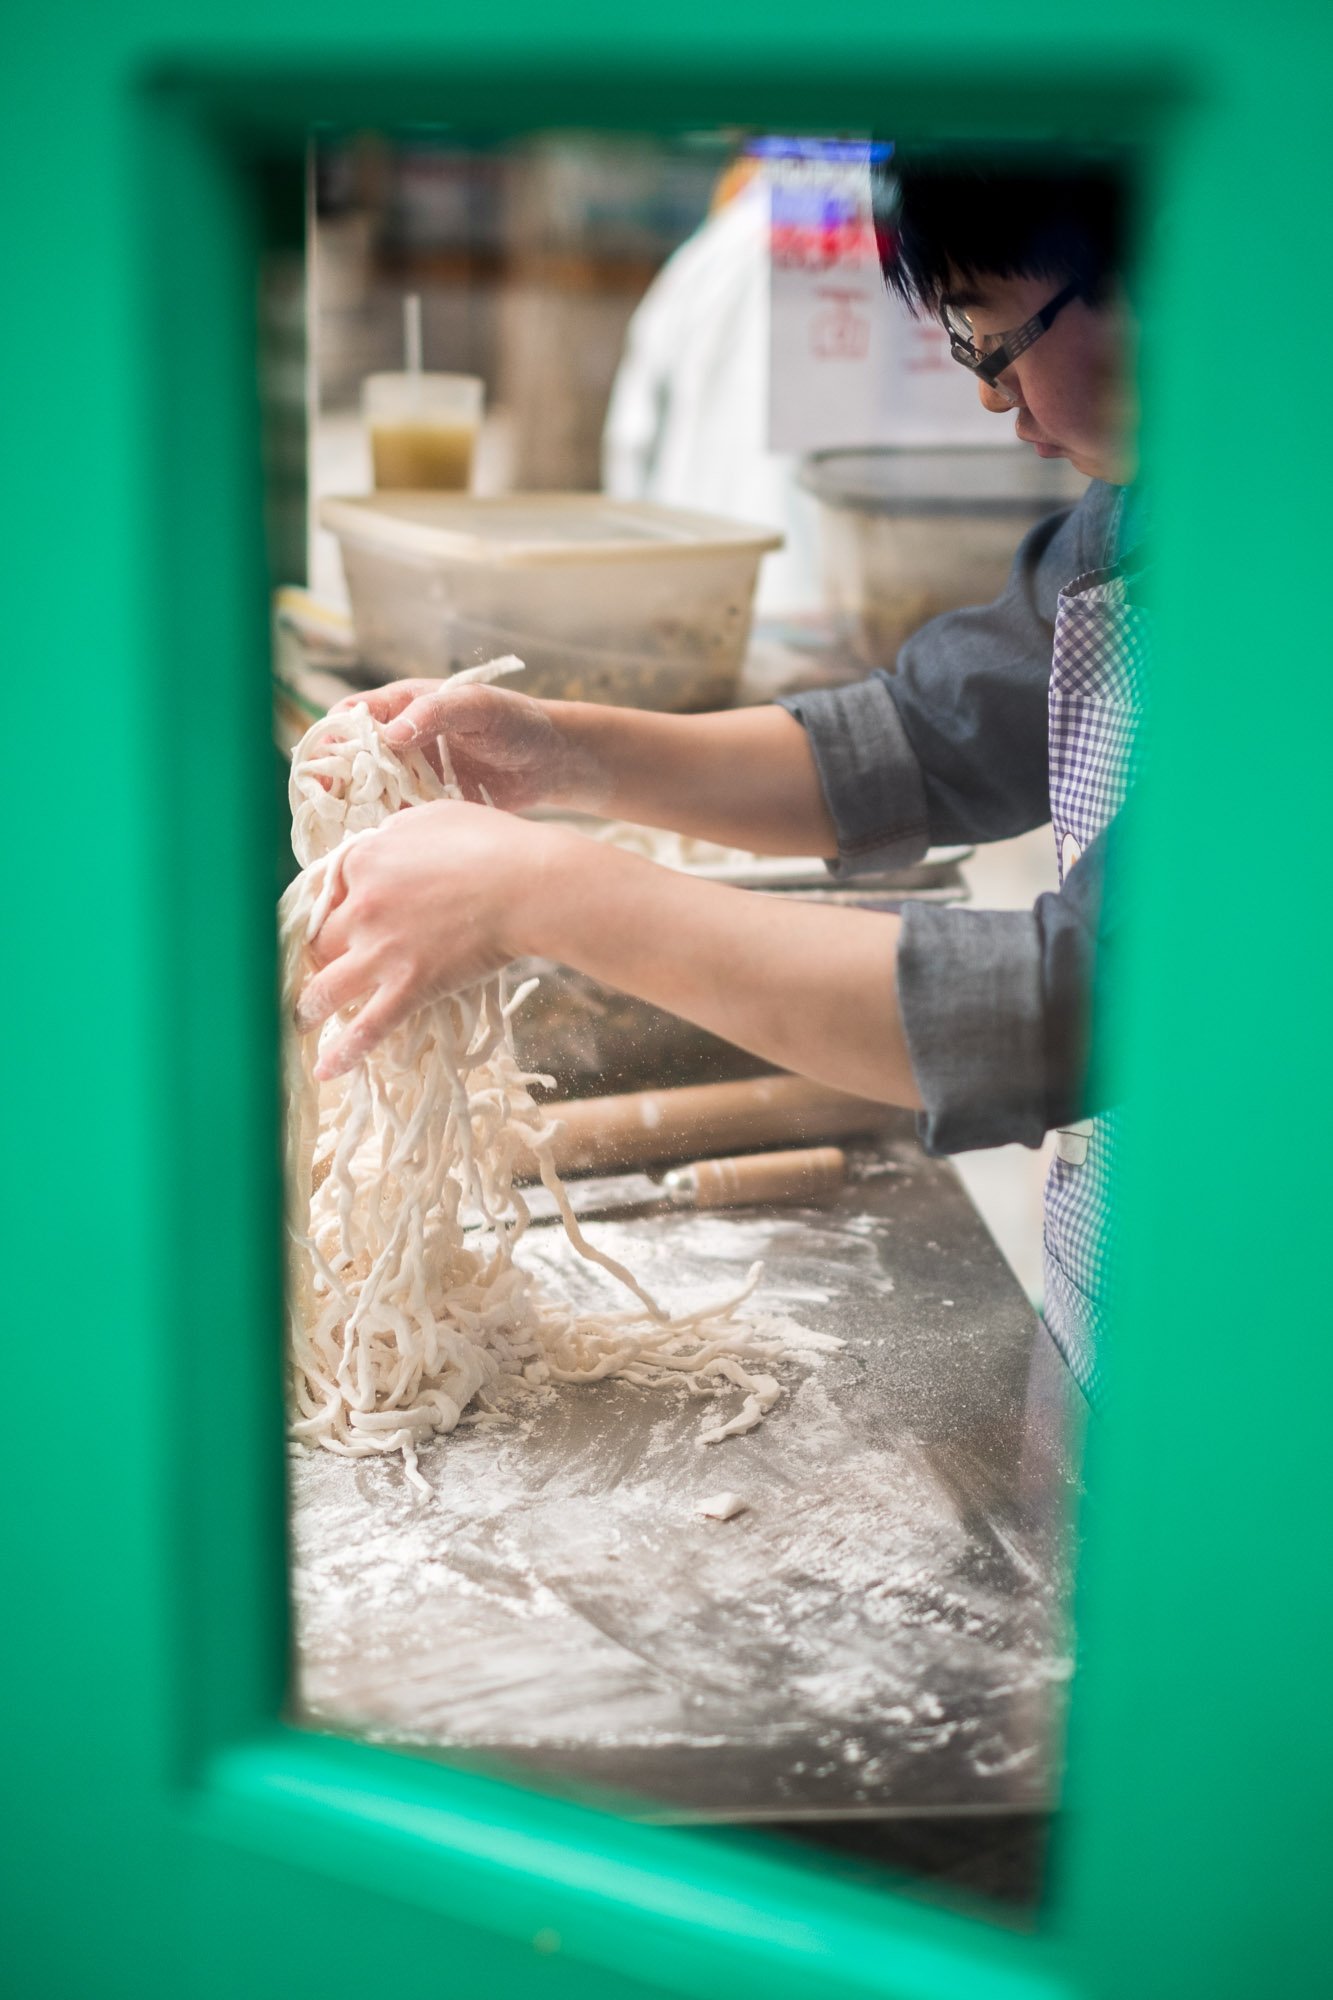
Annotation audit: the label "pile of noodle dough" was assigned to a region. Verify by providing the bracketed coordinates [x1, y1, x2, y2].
[279, 669, 798, 1494]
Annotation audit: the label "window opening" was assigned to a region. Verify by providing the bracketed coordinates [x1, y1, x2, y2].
[269, 130, 1137, 1916]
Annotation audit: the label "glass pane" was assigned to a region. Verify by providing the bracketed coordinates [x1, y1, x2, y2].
[270, 131, 1133, 1916]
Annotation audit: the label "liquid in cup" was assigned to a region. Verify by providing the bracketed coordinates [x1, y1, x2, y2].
[363, 372, 484, 491]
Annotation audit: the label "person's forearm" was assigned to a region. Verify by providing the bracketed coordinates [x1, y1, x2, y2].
[544, 701, 839, 858]
[521, 831, 921, 1107]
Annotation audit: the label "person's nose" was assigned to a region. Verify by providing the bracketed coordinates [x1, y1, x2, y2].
[978, 374, 1018, 414]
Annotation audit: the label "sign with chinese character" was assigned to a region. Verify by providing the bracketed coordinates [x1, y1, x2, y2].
[759, 137, 1001, 454]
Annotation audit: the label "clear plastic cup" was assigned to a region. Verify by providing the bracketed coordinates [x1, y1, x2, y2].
[362, 372, 484, 491]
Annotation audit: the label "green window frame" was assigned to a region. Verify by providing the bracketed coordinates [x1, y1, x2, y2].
[6, 8, 1330, 1997]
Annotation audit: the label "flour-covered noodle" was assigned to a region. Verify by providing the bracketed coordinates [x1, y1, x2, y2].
[279, 665, 792, 1494]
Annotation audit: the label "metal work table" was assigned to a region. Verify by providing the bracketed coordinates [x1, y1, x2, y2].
[290, 1111, 1083, 1844]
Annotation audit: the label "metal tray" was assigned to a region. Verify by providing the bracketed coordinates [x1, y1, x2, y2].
[290, 1121, 1081, 1823]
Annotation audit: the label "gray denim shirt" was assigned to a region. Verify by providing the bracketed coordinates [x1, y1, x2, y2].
[779, 479, 1126, 1155]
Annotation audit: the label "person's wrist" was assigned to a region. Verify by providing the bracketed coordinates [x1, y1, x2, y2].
[494, 819, 588, 962]
[540, 701, 621, 817]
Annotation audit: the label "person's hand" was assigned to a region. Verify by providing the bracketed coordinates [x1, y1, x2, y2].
[329, 679, 606, 814]
[293, 800, 552, 1078]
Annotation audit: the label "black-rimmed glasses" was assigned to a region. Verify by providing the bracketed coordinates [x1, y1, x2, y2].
[941, 279, 1081, 397]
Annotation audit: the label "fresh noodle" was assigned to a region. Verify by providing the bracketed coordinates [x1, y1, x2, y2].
[279, 664, 800, 1495]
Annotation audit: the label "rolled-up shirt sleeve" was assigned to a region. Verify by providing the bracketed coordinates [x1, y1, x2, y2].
[777, 672, 932, 873]
[778, 479, 1120, 864]
[777, 478, 1126, 1154]
[896, 826, 1109, 1154]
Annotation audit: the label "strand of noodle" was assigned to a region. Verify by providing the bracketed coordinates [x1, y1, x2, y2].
[280, 673, 812, 1490]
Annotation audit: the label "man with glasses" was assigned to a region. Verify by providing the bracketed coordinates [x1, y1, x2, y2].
[788, 150, 1142, 1397]
[300, 150, 1139, 1406]
[888, 155, 1136, 487]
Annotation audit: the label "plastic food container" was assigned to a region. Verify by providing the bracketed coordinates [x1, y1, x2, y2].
[799, 447, 1087, 667]
[319, 493, 783, 710]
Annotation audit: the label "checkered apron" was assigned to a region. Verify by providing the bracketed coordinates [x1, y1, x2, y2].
[1043, 561, 1150, 1401]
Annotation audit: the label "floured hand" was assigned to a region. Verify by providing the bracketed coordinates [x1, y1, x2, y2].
[295, 799, 556, 1078]
[330, 677, 609, 814]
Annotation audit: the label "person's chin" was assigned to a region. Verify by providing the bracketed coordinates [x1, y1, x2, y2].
[1068, 447, 1131, 484]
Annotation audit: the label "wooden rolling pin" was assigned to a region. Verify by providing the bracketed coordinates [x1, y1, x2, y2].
[664, 1145, 846, 1210]
[542, 1073, 894, 1177]
[522, 1145, 847, 1223]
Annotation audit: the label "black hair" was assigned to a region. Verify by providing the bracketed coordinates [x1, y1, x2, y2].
[872, 149, 1128, 317]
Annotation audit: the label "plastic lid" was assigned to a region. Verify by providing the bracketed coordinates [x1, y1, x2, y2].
[797, 446, 1087, 517]
[319, 493, 784, 566]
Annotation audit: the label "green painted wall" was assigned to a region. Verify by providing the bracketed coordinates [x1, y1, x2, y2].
[3, 4, 1329, 1997]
